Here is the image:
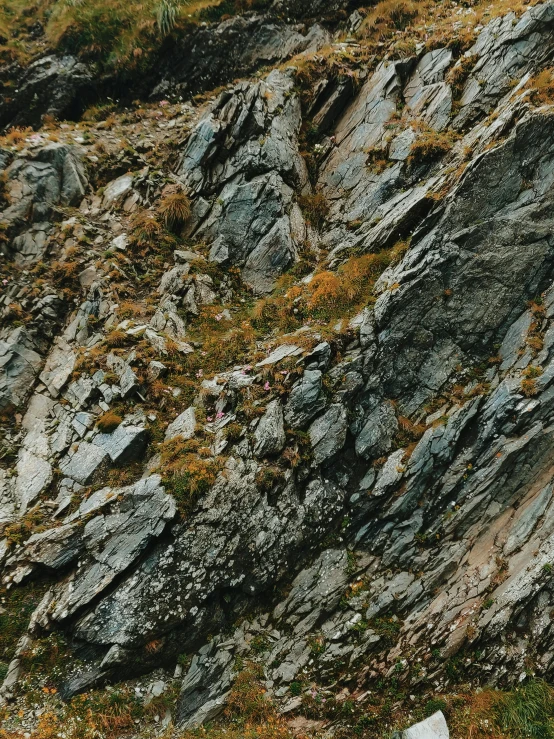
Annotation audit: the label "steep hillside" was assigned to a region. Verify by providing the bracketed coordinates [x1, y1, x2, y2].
[3, 0, 554, 737]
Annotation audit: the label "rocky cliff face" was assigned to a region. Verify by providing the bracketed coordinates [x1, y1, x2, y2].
[2, 0, 554, 736]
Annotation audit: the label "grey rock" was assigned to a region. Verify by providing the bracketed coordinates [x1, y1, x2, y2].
[179, 69, 308, 293]
[147, 361, 167, 380]
[15, 523, 83, 571]
[67, 463, 343, 653]
[355, 401, 398, 460]
[253, 399, 286, 457]
[176, 639, 235, 728]
[309, 404, 348, 464]
[39, 337, 76, 398]
[119, 366, 140, 399]
[0, 55, 95, 129]
[273, 549, 349, 634]
[93, 425, 149, 465]
[42, 475, 176, 622]
[303, 342, 332, 370]
[455, 3, 554, 128]
[59, 441, 110, 485]
[165, 407, 197, 441]
[404, 48, 453, 131]
[257, 344, 303, 367]
[284, 370, 325, 429]
[401, 712, 449, 739]
[0, 327, 42, 411]
[153, 13, 329, 102]
[102, 174, 134, 207]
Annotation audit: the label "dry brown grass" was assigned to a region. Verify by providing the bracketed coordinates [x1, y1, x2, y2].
[97, 410, 123, 432]
[297, 192, 329, 230]
[157, 185, 191, 232]
[409, 126, 459, 165]
[157, 436, 221, 514]
[252, 241, 409, 335]
[105, 329, 128, 348]
[526, 67, 554, 106]
[128, 211, 163, 252]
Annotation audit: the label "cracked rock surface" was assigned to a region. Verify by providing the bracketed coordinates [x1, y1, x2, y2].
[4, 1, 554, 736]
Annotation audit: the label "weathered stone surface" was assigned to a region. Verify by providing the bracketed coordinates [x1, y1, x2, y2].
[93, 425, 148, 465]
[6, 2, 554, 725]
[58, 441, 110, 486]
[176, 639, 235, 728]
[179, 69, 308, 293]
[309, 404, 348, 464]
[0, 55, 95, 129]
[0, 327, 42, 411]
[39, 337, 76, 398]
[38, 475, 175, 622]
[355, 401, 398, 460]
[253, 399, 286, 457]
[454, 3, 554, 128]
[165, 407, 196, 441]
[66, 461, 343, 653]
[401, 711, 449, 739]
[284, 370, 325, 429]
[152, 14, 329, 102]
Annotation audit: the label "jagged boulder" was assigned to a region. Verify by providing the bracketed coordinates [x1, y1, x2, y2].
[0, 55, 96, 129]
[152, 13, 329, 101]
[179, 69, 309, 293]
[1, 143, 87, 263]
[0, 327, 42, 411]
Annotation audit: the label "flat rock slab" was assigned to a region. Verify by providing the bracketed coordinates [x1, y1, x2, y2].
[93, 425, 148, 464]
[402, 712, 449, 739]
[59, 442, 109, 486]
[165, 407, 196, 441]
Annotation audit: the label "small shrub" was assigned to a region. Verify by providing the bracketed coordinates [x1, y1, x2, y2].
[289, 681, 303, 697]
[97, 410, 123, 433]
[297, 192, 329, 230]
[521, 365, 543, 397]
[157, 185, 191, 231]
[225, 664, 275, 723]
[129, 211, 162, 251]
[361, 0, 420, 40]
[250, 634, 270, 654]
[223, 422, 243, 443]
[0, 172, 10, 206]
[409, 128, 458, 165]
[105, 329, 127, 348]
[51, 260, 80, 285]
[365, 145, 390, 173]
[156, 0, 179, 36]
[368, 614, 402, 646]
[159, 437, 220, 514]
[255, 465, 281, 493]
[527, 68, 554, 106]
[446, 55, 478, 99]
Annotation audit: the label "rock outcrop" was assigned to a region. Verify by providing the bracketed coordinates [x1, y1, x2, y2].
[4, 0, 554, 736]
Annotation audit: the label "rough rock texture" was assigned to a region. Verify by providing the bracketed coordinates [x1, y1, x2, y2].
[0, 55, 96, 129]
[151, 14, 330, 101]
[179, 68, 309, 293]
[398, 712, 449, 739]
[5, 1, 554, 735]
